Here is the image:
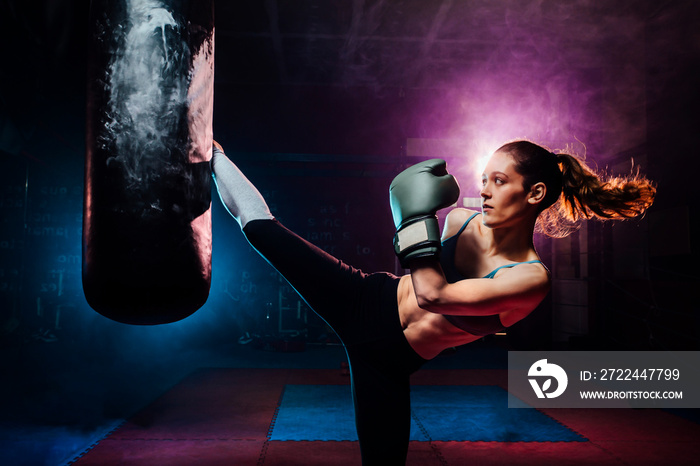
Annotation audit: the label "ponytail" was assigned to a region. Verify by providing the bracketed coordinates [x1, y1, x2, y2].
[537, 152, 656, 238]
[498, 140, 656, 238]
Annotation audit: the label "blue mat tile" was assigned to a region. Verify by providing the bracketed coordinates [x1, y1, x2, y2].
[270, 385, 586, 442]
[271, 385, 359, 441]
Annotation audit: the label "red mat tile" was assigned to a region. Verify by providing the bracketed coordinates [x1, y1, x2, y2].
[594, 440, 700, 466]
[437, 441, 626, 466]
[260, 440, 444, 466]
[539, 407, 700, 442]
[113, 369, 288, 441]
[75, 439, 264, 466]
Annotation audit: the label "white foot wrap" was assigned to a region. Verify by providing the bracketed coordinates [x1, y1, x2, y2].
[211, 144, 273, 228]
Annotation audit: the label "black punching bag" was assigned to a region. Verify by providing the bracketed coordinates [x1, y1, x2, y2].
[83, 0, 215, 324]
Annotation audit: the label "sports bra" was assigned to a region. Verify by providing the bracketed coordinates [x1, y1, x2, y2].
[438, 212, 543, 336]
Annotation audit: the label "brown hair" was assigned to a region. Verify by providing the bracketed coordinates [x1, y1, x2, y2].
[497, 140, 656, 238]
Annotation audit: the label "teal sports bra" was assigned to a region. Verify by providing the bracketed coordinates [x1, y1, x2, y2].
[438, 212, 543, 336]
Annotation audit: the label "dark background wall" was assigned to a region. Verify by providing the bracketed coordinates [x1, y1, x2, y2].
[1, 0, 699, 456]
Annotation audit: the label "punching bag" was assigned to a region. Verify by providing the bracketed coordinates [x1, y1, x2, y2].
[83, 0, 215, 324]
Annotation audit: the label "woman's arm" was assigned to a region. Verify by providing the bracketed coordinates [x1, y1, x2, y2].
[409, 257, 550, 317]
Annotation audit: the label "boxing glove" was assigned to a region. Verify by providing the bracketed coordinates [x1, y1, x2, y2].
[390, 159, 460, 268]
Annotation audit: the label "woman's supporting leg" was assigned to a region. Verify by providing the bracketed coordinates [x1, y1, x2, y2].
[244, 219, 419, 465]
[347, 344, 413, 465]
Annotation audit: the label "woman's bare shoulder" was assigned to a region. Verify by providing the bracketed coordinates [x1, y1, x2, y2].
[443, 208, 480, 239]
[445, 208, 480, 228]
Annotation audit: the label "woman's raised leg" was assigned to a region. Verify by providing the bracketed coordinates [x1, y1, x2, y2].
[211, 144, 364, 331]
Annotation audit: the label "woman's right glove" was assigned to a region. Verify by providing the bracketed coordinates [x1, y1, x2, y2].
[389, 159, 460, 268]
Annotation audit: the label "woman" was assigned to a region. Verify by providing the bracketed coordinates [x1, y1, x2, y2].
[211, 140, 655, 465]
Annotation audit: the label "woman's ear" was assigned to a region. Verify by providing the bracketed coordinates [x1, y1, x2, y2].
[528, 182, 547, 205]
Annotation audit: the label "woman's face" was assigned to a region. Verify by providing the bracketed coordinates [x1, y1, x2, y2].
[480, 150, 533, 228]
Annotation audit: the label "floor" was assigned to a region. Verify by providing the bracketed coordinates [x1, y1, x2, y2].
[73, 367, 700, 465]
[2, 335, 698, 465]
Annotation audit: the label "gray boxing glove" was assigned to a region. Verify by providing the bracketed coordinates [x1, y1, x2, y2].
[389, 159, 460, 268]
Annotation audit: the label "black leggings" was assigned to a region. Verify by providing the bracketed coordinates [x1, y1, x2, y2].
[243, 219, 427, 465]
